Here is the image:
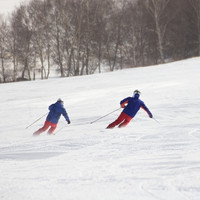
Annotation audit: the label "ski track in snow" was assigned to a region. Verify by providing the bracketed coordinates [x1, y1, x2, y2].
[1, 58, 200, 200]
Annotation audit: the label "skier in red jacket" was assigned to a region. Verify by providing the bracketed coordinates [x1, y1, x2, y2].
[106, 90, 153, 128]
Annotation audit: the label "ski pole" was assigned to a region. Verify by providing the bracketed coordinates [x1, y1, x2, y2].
[25, 113, 48, 129]
[90, 108, 121, 124]
[152, 117, 160, 124]
[53, 126, 66, 135]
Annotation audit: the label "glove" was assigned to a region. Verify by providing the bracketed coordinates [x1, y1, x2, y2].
[68, 120, 71, 124]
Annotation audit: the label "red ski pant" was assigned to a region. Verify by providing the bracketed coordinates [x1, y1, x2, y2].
[107, 112, 132, 128]
[33, 121, 57, 135]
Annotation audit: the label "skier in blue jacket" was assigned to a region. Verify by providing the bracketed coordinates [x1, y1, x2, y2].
[106, 90, 153, 128]
[33, 99, 70, 135]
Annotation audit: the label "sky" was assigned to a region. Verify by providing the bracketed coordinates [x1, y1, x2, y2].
[0, 57, 200, 200]
[0, 0, 31, 16]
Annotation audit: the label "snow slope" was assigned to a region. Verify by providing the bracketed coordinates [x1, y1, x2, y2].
[0, 58, 200, 200]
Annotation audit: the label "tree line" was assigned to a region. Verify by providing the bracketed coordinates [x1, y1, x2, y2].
[0, 0, 199, 83]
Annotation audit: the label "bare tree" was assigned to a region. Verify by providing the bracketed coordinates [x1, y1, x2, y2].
[11, 5, 34, 80]
[0, 18, 10, 82]
[0, 0, 199, 83]
[105, 0, 127, 71]
[143, 0, 173, 63]
[8, 13, 19, 82]
[28, 0, 53, 79]
[187, 0, 200, 55]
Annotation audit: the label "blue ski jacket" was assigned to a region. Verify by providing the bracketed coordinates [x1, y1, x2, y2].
[120, 93, 153, 118]
[46, 101, 70, 124]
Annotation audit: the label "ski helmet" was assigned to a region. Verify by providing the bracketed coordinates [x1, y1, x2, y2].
[57, 98, 64, 103]
[134, 90, 141, 94]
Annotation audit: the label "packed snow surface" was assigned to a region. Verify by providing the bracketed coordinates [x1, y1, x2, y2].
[0, 58, 200, 200]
